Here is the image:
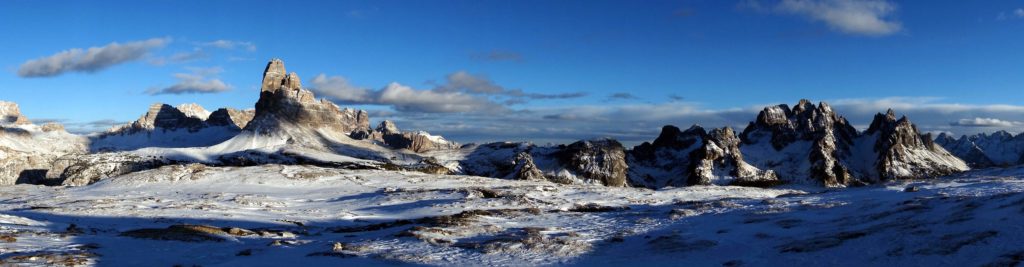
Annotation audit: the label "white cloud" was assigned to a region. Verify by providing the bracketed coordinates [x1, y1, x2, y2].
[309, 74, 500, 114]
[470, 50, 523, 62]
[145, 67, 231, 95]
[200, 40, 256, 51]
[950, 118, 1021, 127]
[433, 71, 586, 100]
[309, 71, 584, 114]
[749, 0, 902, 36]
[18, 37, 170, 77]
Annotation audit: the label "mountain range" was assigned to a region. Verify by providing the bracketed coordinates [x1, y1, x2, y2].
[0, 58, 1001, 189]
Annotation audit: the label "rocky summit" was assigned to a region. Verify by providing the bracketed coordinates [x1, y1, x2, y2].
[629, 125, 777, 188]
[0, 101, 31, 126]
[247, 58, 370, 135]
[739, 100, 966, 187]
[90, 103, 254, 152]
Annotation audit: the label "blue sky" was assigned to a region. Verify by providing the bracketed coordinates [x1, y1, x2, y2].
[5, 0, 1024, 144]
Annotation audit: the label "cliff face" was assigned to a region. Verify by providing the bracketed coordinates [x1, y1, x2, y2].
[628, 125, 777, 189]
[246, 59, 370, 135]
[740, 100, 967, 187]
[459, 139, 628, 187]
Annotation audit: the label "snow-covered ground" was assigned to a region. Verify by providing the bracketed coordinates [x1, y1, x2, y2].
[1, 165, 1024, 266]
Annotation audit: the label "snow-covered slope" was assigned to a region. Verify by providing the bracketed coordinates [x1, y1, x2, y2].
[1, 164, 1023, 266]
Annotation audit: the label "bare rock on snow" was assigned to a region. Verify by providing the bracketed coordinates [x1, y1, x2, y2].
[740, 100, 966, 186]
[45, 153, 169, 186]
[865, 110, 968, 181]
[206, 108, 255, 129]
[628, 125, 776, 188]
[247, 58, 371, 135]
[0, 101, 31, 126]
[554, 139, 628, 187]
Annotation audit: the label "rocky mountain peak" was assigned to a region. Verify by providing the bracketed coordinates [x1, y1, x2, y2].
[248, 59, 371, 135]
[376, 120, 401, 135]
[132, 103, 205, 131]
[175, 103, 211, 120]
[206, 108, 255, 129]
[261, 58, 286, 93]
[742, 100, 856, 151]
[0, 101, 31, 125]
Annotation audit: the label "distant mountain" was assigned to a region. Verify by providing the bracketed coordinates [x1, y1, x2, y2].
[0, 101, 86, 185]
[738, 100, 966, 187]
[90, 103, 254, 152]
[935, 131, 1024, 168]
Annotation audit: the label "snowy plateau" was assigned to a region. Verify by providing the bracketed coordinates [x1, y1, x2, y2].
[1, 59, 1023, 266]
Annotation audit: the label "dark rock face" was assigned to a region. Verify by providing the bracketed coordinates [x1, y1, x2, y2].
[459, 140, 628, 187]
[864, 110, 968, 181]
[554, 139, 628, 187]
[740, 100, 859, 186]
[206, 108, 255, 129]
[246, 59, 370, 135]
[354, 120, 459, 153]
[740, 100, 966, 187]
[686, 127, 778, 186]
[628, 125, 776, 188]
[44, 153, 169, 186]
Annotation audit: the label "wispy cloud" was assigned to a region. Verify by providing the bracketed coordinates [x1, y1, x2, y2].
[149, 49, 208, 65]
[145, 67, 231, 95]
[997, 8, 1024, 20]
[18, 37, 170, 77]
[470, 50, 523, 62]
[950, 118, 1021, 127]
[607, 92, 639, 101]
[744, 0, 902, 36]
[199, 40, 256, 51]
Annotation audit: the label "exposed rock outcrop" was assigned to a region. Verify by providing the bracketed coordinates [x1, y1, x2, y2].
[628, 125, 776, 188]
[246, 59, 370, 135]
[740, 100, 966, 186]
[863, 110, 968, 181]
[91, 103, 252, 151]
[44, 153, 169, 186]
[460, 139, 627, 187]
[0, 102, 86, 185]
[0, 101, 31, 126]
[356, 120, 460, 153]
[206, 108, 256, 129]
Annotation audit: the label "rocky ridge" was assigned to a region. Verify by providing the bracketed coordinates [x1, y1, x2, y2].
[459, 139, 629, 187]
[739, 100, 966, 187]
[628, 125, 778, 188]
[90, 103, 254, 152]
[935, 131, 1024, 168]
